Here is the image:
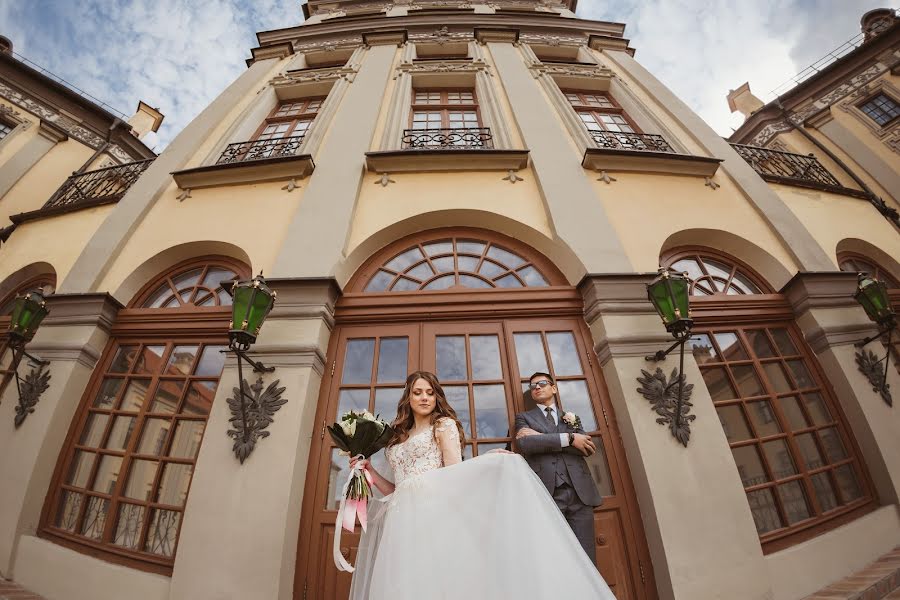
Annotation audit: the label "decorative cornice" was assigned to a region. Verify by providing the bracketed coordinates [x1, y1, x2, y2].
[577, 273, 657, 324]
[362, 29, 409, 46]
[779, 271, 860, 314]
[0, 80, 106, 149]
[521, 32, 586, 46]
[247, 42, 296, 66]
[474, 27, 520, 44]
[394, 58, 491, 78]
[274, 64, 358, 86]
[408, 25, 473, 45]
[42, 292, 123, 333]
[36, 118, 68, 143]
[529, 61, 613, 80]
[265, 277, 341, 329]
[587, 33, 632, 54]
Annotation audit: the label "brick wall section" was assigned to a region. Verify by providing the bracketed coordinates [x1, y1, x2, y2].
[804, 547, 900, 600]
[0, 578, 45, 600]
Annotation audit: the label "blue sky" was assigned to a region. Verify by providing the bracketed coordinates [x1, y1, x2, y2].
[0, 0, 896, 150]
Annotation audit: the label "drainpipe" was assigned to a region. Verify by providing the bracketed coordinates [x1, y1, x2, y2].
[776, 100, 900, 229]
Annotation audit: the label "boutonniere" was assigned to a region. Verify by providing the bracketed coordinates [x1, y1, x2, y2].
[561, 411, 581, 429]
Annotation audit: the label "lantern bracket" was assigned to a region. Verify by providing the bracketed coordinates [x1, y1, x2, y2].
[854, 322, 896, 349]
[645, 333, 692, 363]
[224, 345, 275, 374]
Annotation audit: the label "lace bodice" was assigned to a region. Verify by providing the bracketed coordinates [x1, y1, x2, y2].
[386, 418, 461, 486]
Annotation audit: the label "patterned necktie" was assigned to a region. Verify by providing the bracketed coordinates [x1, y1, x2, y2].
[544, 406, 556, 427]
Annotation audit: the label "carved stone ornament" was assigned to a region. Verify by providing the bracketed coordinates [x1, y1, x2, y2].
[272, 65, 357, 87]
[14, 363, 51, 428]
[636, 367, 696, 447]
[519, 32, 587, 46]
[0, 81, 107, 149]
[529, 62, 612, 81]
[226, 376, 288, 464]
[293, 37, 361, 55]
[395, 58, 491, 79]
[855, 348, 892, 406]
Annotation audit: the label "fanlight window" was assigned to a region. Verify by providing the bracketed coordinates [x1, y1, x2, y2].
[669, 254, 764, 296]
[838, 254, 898, 288]
[141, 264, 238, 308]
[0, 275, 56, 315]
[364, 238, 550, 292]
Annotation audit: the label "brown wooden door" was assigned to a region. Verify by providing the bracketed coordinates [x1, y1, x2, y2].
[296, 319, 655, 600]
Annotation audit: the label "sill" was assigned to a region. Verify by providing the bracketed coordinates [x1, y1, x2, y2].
[171, 154, 315, 190]
[582, 147, 722, 177]
[761, 174, 870, 200]
[10, 197, 120, 225]
[365, 149, 529, 173]
[37, 528, 173, 576]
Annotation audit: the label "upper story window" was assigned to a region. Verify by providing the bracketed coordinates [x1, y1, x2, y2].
[40, 257, 247, 573]
[838, 253, 899, 288]
[256, 98, 323, 143]
[564, 90, 638, 135]
[0, 120, 12, 141]
[404, 89, 491, 150]
[669, 253, 764, 296]
[859, 93, 900, 127]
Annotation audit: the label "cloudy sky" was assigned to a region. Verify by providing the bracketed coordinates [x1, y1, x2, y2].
[0, 0, 896, 150]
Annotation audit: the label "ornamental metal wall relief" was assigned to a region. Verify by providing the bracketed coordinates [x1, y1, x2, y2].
[226, 376, 287, 463]
[13, 363, 51, 428]
[636, 367, 695, 447]
[855, 348, 892, 406]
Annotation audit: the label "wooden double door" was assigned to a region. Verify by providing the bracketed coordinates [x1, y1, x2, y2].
[296, 317, 655, 599]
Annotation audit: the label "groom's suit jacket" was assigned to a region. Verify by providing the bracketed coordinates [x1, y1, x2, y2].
[514, 406, 603, 507]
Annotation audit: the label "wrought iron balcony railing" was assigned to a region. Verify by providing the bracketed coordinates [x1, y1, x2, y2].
[216, 134, 306, 165]
[589, 131, 676, 153]
[730, 143, 842, 188]
[402, 128, 493, 150]
[43, 159, 154, 211]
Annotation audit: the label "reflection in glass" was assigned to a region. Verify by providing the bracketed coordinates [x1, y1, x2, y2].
[786, 360, 814, 389]
[746, 330, 775, 358]
[457, 241, 485, 255]
[165, 346, 198, 376]
[472, 385, 508, 438]
[55, 491, 83, 532]
[762, 439, 796, 479]
[337, 389, 370, 416]
[796, 433, 824, 470]
[494, 274, 523, 288]
[811, 472, 838, 512]
[778, 396, 807, 430]
[342, 339, 375, 384]
[444, 386, 471, 437]
[819, 428, 847, 464]
[106, 416, 136, 451]
[778, 480, 812, 524]
[327, 448, 351, 510]
[423, 275, 455, 290]
[459, 275, 491, 288]
[486, 245, 525, 269]
[123, 459, 157, 501]
[134, 345, 167, 375]
[158, 463, 193, 506]
[432, 257, 454, 273]
[67, 450, 95, 487]
[555, 380, 597, 431]
[746, 400, 780, 437]
[746, 488, 782, 534]
[731, 365, 764, 397]
[802, 393, 831, 425]
[770, 329, 797, 356]
[546, 332, 582, 377]
[119, 379, 151, 411]
[762, 362, 791, 393]
[195, 345, 227, 377]
[374, 388, 403, 421]
[92, 455, 122, 494]
[518, 266, 548, 286]
[407, 262, 433, 281]
[513, 333, 548, 378]
[386, 248, 424, 272]
[377, 338, 408, 383]
[145, 509, 180, 557]
[170, 421, 205, 460]
[150, 380, 185, 414]
[436, 336, 467, 381]
[423, 241, 452, 256]
[478, 260, 506, 279]
[714, 333, 748, 361]
[732, 445, 767, 486]
[365, 270, 393, 292]
[701, 367, 736, 401]
[138, 419, 170, 456]
[109, 346, 137, 373]
[470, 336, 502, 380]
[183, 381, 216, 415]
[716, 404, 751, 442]
[80, 413, 110, 447]
[584, 436, 615, 497]
[689, 334, 718, 364]
[834, 464, 862, 503]
[93, 378, 123, 409]
[80, 496, 109, 540]
[457, 256, 479, 272]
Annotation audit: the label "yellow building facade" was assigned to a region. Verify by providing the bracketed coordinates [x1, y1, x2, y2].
[0, 4, 898, 600]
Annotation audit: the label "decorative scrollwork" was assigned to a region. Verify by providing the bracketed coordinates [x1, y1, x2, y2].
[14, 363, 51, 428]
[636, 367, 695, 447]
[590, 131, 675, 153]
[402, 127, 493, 149]
[217, 135, 305, 165]
[226, 376, 287, 463]
[855, 348, 892, 406]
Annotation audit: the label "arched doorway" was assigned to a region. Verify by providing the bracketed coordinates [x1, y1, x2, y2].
[295, 228, 656, 599]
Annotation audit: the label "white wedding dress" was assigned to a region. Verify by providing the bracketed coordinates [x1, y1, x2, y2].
[349, 418, 617, 600]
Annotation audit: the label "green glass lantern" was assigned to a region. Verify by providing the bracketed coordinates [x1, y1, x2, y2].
[854, 273, 895, 326]
[8, 289, 49, 344]
[647, 268, 693, 335]
[229, 274, 276, 349]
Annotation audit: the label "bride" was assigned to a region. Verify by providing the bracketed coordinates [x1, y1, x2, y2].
[348, 370, 617, 600]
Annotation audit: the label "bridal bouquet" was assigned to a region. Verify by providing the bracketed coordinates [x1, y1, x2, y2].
[327, 410, 394, 572]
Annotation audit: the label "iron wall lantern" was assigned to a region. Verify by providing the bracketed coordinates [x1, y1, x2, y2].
[643, 268, 696, 446]
[852, 273, 896, 405]
[224, 274, 286, 463]
[5, 289, 51, 427]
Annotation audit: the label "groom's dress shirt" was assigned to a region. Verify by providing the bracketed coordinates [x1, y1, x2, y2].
[538, 404, 571, 448]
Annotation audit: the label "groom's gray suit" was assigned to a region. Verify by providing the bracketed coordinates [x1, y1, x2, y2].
[514, 405, 603, 562]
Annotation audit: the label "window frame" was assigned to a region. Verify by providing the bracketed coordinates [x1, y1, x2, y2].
[250, 97, 325, 143]
[562, 89, 642, 135]
[663, 247, 877, 553]
[857, 92, 900, 128]
[408, 87, 483, 130]
[38, 257, 249, 575]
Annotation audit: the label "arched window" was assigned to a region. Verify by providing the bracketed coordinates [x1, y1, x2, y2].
[838, 252, 899, 288]
[663, 248, 874, 551]
[360, 233, 555, 293]
[40, 257, 248, 573]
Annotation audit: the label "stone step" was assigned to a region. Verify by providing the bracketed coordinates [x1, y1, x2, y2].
[803, 547, 900, 600]
[0, 577, 45, 600]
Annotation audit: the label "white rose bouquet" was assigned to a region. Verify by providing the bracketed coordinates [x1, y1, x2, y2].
[327, 410, 394, 572]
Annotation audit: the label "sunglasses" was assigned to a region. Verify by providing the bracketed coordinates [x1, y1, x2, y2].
[529, 380, 553, 390]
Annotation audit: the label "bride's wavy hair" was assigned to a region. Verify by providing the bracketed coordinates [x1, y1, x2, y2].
[388, 371, 466, 449]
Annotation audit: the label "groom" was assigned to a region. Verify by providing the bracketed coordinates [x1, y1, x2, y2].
[514, 371, 603, 562]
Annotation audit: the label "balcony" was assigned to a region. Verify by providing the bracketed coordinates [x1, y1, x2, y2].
[10, 159, 154, 224]
[401, 128, 494, 150]
[216, 135, 306, 164]
[172, 135, 314, 190]
[581, 131, 722, 177]
[366, 126, 529, 173]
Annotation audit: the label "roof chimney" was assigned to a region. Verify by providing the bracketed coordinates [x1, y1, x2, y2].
[727, 82, 765, 120]
[127, 101, 164, 140]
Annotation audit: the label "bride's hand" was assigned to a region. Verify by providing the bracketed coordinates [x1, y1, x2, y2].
[350, 456, 369, 470]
